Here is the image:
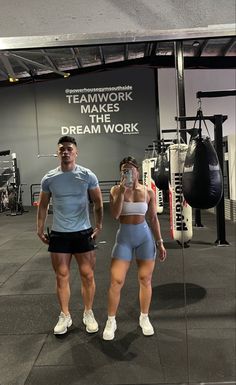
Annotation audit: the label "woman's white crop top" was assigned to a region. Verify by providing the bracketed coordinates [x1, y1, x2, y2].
[120, 186, 148, 216]
[120, 201, 148, 216]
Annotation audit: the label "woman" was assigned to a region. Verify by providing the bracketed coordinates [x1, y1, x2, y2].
[103, 156, 166, 340]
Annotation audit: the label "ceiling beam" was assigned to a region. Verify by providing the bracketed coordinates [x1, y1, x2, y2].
[0, 67, 8, 78]
[150, 42, 157, 57]
[0, 25, 235, 50]
[0, 55, 235, 87]
[40, 49, 59, 70]
[124, 44, 129, 61]
[99, 46, 105, 65]
[196, 39, 209, 56]
[144, 42, 153, 57]
[221, 37, 236, 56]
[0, 53, 18, 81]
[70, 47, 82, 68]
[14, 57, 31, 74]
[8, 52, 70, 77]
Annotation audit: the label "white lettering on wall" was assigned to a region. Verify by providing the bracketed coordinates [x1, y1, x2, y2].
[62, 85, 139, 135]
[61, 125, 101, 135]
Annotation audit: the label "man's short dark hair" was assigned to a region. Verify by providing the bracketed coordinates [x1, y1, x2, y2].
[58, 136, 77, 146]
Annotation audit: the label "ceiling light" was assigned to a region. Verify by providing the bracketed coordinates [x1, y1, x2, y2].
[8, 76, 19, 82]
[192, 41, 200, 47]
[0, 53, 19, 82]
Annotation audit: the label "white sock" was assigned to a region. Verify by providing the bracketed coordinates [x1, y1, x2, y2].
[61, 311, 70, 317]
[108, 315, 116, 322]
[140, 312, 148, 319]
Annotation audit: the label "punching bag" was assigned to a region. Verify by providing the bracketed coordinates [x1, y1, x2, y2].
[169, 144, 193, 243]
[142, 158, 163, 214]
[182, 137, 223, 209]
[149, 157, 164, 214]
[152, 152, 169, 190]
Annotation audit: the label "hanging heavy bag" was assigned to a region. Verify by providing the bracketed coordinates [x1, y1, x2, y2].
[143, 157, 163, 214]
[152, 152, 169, 191]
[182, 136, 223, 209]
[169, 143, 193, 244]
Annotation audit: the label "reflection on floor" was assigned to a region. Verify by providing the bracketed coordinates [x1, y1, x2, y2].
[0, 205, 235, 385]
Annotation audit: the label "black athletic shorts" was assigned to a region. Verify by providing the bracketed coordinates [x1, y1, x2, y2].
[48, 228, 96, 254]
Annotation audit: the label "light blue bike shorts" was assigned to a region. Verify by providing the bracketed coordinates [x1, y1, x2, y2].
[112, 221, 156, 261]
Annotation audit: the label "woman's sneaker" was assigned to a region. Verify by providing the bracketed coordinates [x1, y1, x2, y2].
[102, 318, 117, 340]
[83, 310, 99, 333]
[54, 312, 72, 335]
[139, 315, 154, 336]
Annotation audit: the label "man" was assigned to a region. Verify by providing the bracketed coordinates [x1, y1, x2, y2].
[37, 135, 103, 335]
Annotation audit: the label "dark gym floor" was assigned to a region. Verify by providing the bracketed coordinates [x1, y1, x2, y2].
[0, 204, 235, 385]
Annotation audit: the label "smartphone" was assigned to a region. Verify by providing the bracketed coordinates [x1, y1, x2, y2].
[122, 169, 133, 187]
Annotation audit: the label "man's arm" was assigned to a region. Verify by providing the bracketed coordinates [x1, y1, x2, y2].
[88, 187, 103, 238]
[37, 191, 51, 244]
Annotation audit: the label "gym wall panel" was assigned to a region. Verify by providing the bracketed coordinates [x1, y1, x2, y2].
[0, 68, 158, 205]
[185, 69, 236, 138]
[158, 68, 236, 221]
[0, 84, 43, 206]
[158, 68, 236, 138]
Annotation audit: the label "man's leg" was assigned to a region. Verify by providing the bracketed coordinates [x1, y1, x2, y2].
[51, 252, 72, 314]
[75, 251, 98, 332]
[51, 252, 73, 334]
[75, 250, 96, 310]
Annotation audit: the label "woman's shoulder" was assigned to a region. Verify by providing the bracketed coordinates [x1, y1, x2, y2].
[137, 183, 150, 193]
[139, 184, 153, 201]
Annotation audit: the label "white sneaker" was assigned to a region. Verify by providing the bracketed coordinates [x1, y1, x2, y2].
[83, 310, 99, 333]
[102, 319, 117, 340]
[54, 312, 72, 335]
[139, 315, 154, 336]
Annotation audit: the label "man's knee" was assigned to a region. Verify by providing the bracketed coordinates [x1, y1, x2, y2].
[56, 264, 70, 277]
[81, 269, 94, 285]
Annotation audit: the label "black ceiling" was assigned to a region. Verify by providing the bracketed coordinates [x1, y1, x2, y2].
[0, 36, 235, 87]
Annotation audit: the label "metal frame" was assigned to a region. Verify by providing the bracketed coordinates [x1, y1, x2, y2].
[0, 25, 235, 50]
[176, 114, 230, 246]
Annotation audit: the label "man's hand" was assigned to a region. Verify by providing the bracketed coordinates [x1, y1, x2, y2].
[37, 231, 49, 245]
[91, 227, 102, 239]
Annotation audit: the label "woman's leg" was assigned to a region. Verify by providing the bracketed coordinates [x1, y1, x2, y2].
[136, 259, 155, 314]
[108, 258, 130, 315]
[136, 259, 155, 336]
[103, 258, 130, 340]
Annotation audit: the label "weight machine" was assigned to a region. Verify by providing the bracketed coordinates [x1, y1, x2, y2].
[0, 151, 26, 215]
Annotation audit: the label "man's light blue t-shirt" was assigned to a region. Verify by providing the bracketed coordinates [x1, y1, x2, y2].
[41, 164, 99, 232]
